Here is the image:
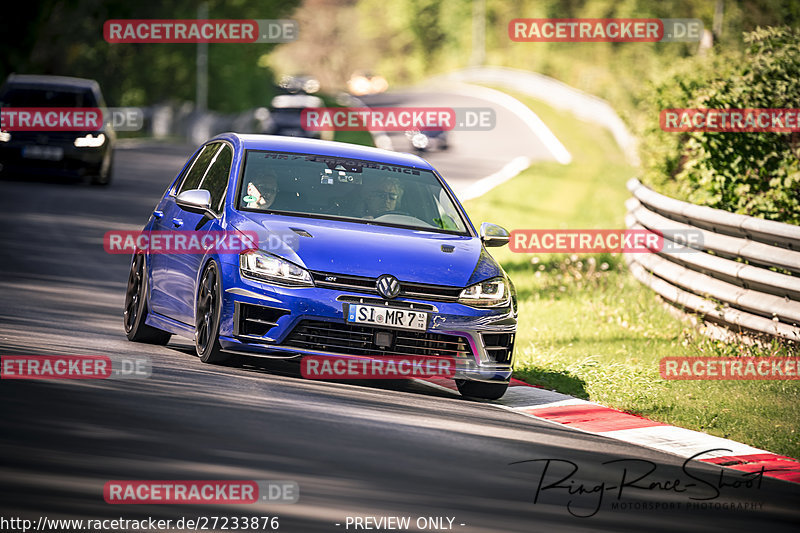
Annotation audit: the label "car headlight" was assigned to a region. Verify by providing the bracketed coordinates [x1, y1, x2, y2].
[411, 132, 429, 149]
[74, 133, 106, 148]
[458, 277, 510, 308]
[239, 249, 313, 287]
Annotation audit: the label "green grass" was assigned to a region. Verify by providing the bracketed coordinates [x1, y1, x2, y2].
[461, 90, 800, 458]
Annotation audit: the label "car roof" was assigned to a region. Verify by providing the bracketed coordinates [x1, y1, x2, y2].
[3, 74, 100, 91]
[218, 133, 433, 170]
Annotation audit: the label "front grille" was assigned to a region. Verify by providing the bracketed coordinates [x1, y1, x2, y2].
[401, 281, 462, 301]
[8, 131, 84, 143]
[284, 320, 474, 358]
[481, 332, 515, 364]
[234, 302, 290, 338]
[311, 271, 462, 302]
[336, 295, 436, 312]
[312, 272, 375, 292]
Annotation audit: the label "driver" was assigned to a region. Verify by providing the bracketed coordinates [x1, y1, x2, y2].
[362, 177, 403, 219]
[244, 170, 279, 210]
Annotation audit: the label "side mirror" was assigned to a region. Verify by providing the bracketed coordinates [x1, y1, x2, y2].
[480, 222, 509, 247]
[176, 189, 212, 214]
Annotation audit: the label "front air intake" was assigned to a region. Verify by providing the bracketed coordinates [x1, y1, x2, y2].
[234, 303, 290, 338]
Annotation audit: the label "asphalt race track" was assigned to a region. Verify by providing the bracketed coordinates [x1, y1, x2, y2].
[359, 86, 559, 193]
[2, 138, 800, 532]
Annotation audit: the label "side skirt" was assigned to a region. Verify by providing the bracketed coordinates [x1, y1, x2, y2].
[146, 311, 195, 340]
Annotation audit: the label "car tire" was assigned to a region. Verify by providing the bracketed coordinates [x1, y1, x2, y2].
[195, 261, 229, 364]
[90, 156, 113, 186]
[455, 379, 509, 400]
[124, 253, 172, 345]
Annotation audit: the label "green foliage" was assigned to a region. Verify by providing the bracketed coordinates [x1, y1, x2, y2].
[466, 91, 799, 458]
[639, 27, 800, 224]
[407, 0, 448, 65]
[350, 0, 797, 130]
[0, 0, 300, 111]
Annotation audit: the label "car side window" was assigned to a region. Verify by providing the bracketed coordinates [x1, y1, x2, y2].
[176, 143, 220, 195]
[198, 144, 233, 213]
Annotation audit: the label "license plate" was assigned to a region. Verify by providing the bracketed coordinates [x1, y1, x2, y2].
[346, 304, 428, 332]
[22, 145, 64, 161]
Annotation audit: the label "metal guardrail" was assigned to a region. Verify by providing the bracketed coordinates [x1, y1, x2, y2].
[625, 178, 800, 342]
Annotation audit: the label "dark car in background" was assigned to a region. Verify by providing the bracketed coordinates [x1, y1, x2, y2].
[0, 74, 115, 185]
[405, 128, 449, 153]
[261, 93, 324, 139]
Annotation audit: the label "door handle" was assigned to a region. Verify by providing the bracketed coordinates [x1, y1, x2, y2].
[172, 218, 183, 228]
[153, 210, 164, 219]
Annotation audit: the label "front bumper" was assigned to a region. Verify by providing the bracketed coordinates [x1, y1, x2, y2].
[0, 139, 109, 178]
[217, 263, 516, 383]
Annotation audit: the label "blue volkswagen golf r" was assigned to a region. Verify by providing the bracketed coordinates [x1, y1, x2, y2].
[124, 133, 517, 399]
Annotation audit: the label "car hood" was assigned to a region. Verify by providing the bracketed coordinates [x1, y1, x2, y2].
[229, 212, 497, 287]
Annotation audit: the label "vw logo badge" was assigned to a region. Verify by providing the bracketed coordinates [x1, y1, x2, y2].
[376, 274, 401, 299]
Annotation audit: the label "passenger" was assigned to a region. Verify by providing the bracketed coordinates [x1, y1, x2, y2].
[244, 171, 279, 209]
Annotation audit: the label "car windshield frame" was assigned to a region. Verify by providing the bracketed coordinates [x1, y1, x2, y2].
[234, 149, 473, 237]
[0, 85, 99, 108]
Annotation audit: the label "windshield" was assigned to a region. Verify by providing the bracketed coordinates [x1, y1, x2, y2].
[0, 87, 98, 107]
[237, 150, 469, 235]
